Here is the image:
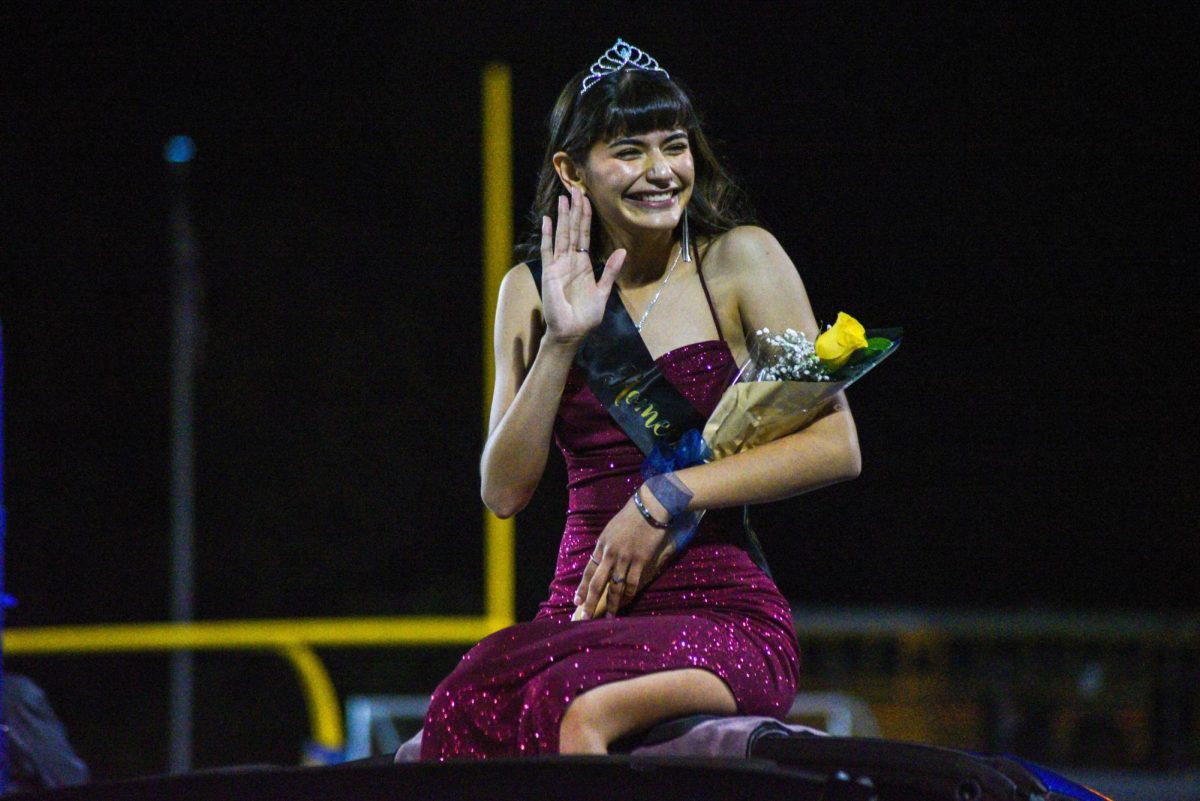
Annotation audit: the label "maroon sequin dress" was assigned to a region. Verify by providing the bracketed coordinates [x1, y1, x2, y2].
[420, 339, 801, 759]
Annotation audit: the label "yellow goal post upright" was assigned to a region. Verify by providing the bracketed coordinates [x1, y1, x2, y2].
[481, 62, 516, 633]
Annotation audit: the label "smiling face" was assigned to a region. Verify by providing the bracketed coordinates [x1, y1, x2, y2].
[579, 128, 694, 244]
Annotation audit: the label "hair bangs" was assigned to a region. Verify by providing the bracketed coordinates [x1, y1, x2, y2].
[521, 63, 755, 260]
[598, 72, 694, 141]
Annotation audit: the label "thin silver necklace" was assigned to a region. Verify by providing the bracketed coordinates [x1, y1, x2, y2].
[633, 246, 683, 332]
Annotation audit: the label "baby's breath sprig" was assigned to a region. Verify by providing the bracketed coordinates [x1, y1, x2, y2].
[747, 328, 831, 382]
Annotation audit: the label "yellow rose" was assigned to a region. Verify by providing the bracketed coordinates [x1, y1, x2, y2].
[815, 311, 868, 371]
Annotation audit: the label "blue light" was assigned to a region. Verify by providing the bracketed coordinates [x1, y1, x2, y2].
[164, 136, 196, 164]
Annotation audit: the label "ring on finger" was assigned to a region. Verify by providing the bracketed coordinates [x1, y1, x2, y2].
[575, 247, 589, 253]
[589, 556, 601, 566]
[610, 575, 626, 584]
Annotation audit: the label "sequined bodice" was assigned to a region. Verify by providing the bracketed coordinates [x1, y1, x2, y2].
[553, 339, 737, 526]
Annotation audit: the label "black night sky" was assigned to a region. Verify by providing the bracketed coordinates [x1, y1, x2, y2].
[1, 2, 1195, 778]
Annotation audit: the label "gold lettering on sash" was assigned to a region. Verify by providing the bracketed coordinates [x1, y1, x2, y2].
[612, 380, 674, 434]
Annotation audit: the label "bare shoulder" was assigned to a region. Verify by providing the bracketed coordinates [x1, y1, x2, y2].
[705, 226, 815, 338]
[708, 224, 784, 257]
[498, 261, 543, 317]
[492, 262, 544, 376]
[704, 225, 800, 285]
[501, 261, 541, 297]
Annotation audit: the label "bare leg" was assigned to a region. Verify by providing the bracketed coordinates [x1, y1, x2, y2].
[558, 668, 737, 755]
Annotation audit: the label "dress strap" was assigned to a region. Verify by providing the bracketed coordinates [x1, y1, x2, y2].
[694, 243, 725, 342]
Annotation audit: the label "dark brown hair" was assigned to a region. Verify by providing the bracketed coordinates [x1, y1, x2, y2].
[518, 66, 755, 261]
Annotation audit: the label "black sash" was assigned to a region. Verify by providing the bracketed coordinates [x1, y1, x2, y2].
[525, 259, 772, 577]
[527, 259, 707, 452]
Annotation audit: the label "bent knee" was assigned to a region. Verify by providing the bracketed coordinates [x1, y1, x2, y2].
[559, 686, 602, 730]
[558, 692, 609, 754]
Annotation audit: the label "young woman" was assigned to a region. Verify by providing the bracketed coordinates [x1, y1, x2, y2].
[420, 40, 861, 759]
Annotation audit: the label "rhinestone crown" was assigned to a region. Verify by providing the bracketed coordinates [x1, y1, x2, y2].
[580, 38, 669, 95]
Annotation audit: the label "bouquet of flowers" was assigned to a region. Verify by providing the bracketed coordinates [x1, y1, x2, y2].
[578, 313, 900, 620]
[703, 313, 901, 460]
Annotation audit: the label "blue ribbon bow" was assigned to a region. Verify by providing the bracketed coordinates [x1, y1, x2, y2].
[641, 428, 711, 481]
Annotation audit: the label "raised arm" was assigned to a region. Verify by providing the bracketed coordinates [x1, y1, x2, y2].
[480, 188, 625, 517]
[478, 264, 560, 517]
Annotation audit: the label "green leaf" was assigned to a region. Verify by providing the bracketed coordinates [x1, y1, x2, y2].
[866, 337, 892, 351]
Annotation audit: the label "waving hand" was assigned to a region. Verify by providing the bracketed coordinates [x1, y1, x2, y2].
[539, 187, 625, 344]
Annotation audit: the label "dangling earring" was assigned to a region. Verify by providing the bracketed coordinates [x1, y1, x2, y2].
[681, 207, 692, 263]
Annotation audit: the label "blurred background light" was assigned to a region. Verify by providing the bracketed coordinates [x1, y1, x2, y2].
[164, 135, 196, 164]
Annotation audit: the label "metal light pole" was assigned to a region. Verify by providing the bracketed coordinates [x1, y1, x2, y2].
[165, 135, 200, 773]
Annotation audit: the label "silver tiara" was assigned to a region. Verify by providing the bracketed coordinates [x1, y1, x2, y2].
[580, 38, 669, 95]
